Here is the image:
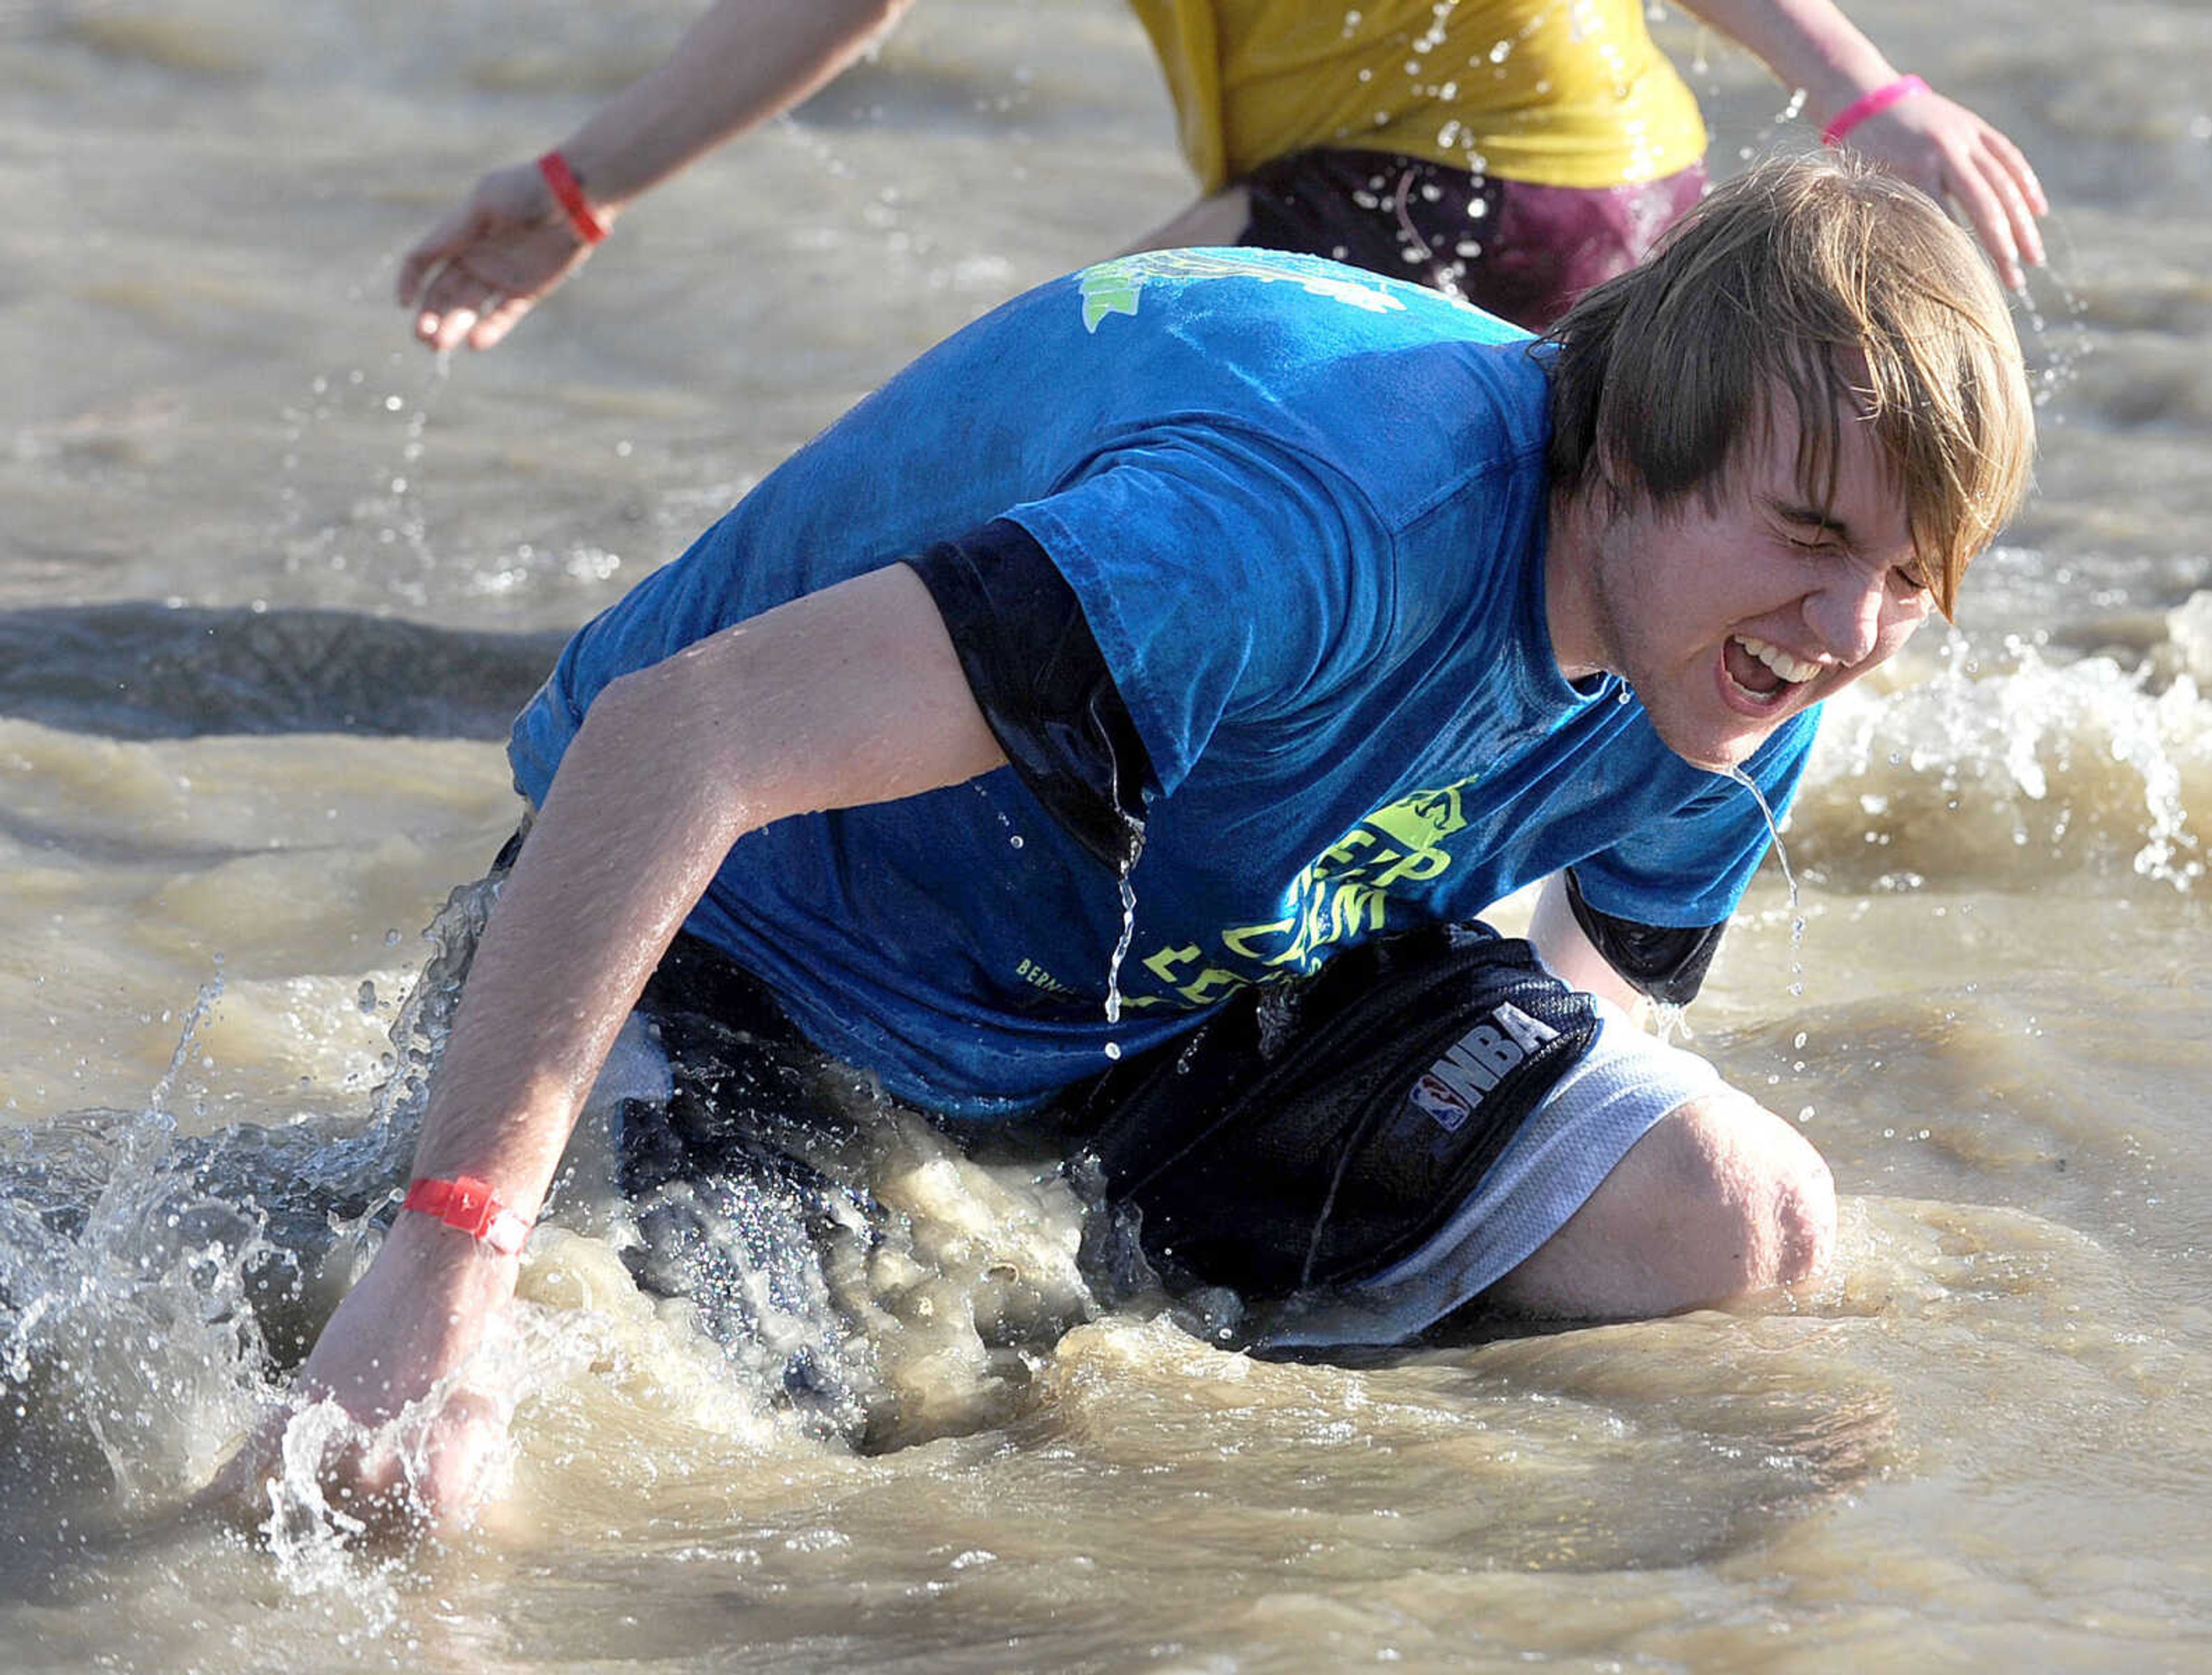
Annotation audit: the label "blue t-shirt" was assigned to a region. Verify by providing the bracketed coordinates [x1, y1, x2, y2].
[512, 250, 1815, 1118]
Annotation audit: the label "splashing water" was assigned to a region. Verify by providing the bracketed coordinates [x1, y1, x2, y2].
[0, 871, 509, 1548]
[0, 973, 283, 1518]
[357, 870, 503, 1167]
[1804, 634, 2206, 891]
[276, 350, 453, 607]
[2015, 240, 2096, 419]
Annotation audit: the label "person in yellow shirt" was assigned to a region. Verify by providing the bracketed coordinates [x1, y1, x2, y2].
[1135, 0, 1725, 324]
[399, 0, 2045, 344]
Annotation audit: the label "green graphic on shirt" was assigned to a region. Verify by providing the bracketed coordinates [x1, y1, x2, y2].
[1124, 776, 1479, 1010]
[1080, 265, 1146, 332]
[1077, 249, 1409, 333]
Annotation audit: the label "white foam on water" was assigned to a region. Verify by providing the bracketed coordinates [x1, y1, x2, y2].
[1797, 633, 2210, 891]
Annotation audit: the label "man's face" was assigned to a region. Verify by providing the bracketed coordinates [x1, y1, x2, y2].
[1566, 396, 1934, 773]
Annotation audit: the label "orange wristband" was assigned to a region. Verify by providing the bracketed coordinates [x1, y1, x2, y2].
[403, 1175, 533, 1255]
[537, 150, 609, 245]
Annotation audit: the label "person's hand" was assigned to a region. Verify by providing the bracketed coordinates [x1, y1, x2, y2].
[1838, 91, 2048, 290]
[396, 160, 608, 353]
[205, 1214, 523, 1539]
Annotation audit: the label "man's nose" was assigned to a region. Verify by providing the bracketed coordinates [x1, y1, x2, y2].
[1804, 570, 1885, 666]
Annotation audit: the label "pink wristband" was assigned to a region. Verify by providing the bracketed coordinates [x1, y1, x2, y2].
[1821, 75, 1930, 148]
[537, 150, 609, 245]
[404, 1174, 533, 1256]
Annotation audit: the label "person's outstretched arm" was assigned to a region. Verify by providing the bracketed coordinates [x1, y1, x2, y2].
[398, 0, 917, 352]
[1677, 0, 2048, 288]
[214, 564, 1002, 1532]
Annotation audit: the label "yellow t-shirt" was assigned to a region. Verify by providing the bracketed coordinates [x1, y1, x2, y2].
[1127, 0, 1708, 191]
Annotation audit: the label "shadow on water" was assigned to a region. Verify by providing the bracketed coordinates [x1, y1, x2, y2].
[0, 603, 567, 740]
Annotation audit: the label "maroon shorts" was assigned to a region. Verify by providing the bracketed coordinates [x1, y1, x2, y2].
[1236, 148, 1709, 331]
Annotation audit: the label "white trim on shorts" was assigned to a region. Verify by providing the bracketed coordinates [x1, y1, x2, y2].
[1256, 998, 1723, 1348]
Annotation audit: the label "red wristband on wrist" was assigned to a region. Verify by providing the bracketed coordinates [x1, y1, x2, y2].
[404, 1175, 533, 1255]
[537, 150, 609, 245]
[1821, 75, 1930, 148]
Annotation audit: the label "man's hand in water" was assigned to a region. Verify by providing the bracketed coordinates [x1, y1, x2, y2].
[396, 160, 605, 354]
[1840, 90, 2048, 292]
[210, 1213, 521, 1537]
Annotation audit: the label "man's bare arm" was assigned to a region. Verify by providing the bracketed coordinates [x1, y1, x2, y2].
[221, 562, 1002, 1527]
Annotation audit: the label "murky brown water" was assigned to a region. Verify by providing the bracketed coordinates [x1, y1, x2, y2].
[6, 1, 2212, 1668]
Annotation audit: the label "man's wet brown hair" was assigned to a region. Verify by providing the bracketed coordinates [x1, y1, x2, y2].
[1541, 152, 2035, 618]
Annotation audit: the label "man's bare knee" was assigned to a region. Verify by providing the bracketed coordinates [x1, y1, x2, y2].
[1489, 1091, 1837, 1321]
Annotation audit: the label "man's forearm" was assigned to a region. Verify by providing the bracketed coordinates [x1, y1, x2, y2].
[562, 0, 918, 209]
[402, 691, 757, 1212]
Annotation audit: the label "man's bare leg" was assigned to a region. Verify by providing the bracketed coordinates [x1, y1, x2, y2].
[1488, 1091, 1838, 1319]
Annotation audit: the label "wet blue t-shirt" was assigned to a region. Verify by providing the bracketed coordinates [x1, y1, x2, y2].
[511, 250, 1815, 1118]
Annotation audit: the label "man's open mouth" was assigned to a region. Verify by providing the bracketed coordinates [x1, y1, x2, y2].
[1723, 634, 1819, 702]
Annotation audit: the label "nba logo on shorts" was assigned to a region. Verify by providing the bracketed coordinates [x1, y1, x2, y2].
[1408, 1072, 1472, 1132]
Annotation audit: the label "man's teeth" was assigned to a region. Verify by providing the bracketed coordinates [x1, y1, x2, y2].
[1736, 636, 1819, 685]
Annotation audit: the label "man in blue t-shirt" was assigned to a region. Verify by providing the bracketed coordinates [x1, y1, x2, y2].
[235, 156, 2033, 1527]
